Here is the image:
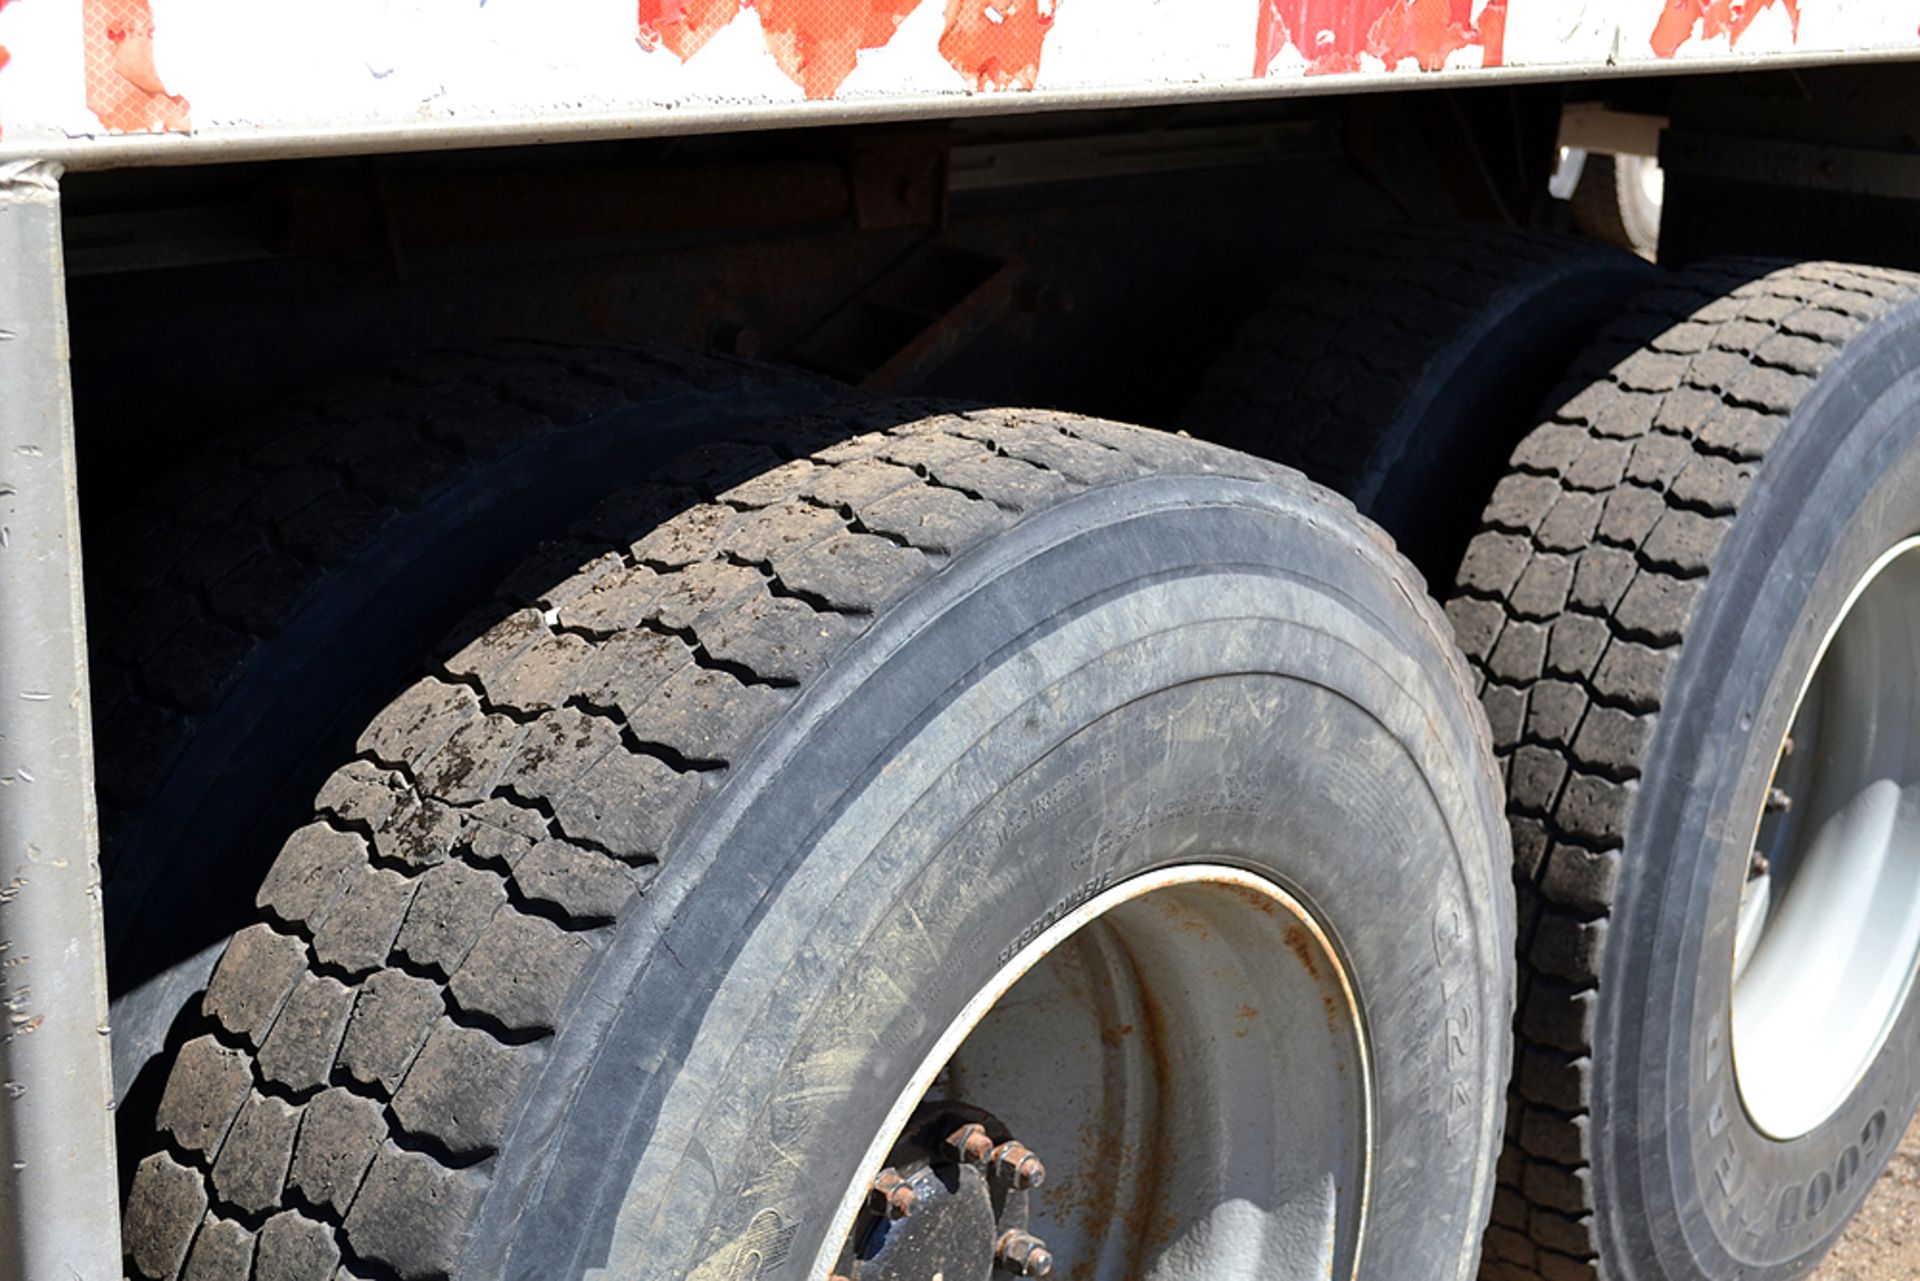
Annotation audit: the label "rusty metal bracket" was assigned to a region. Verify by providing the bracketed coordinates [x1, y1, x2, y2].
[784, 242, 1019, 391]
[0, 158, 122, 1280]
[847, 132, 952, 231]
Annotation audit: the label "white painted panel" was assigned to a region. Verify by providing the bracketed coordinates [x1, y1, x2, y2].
[0, 0, 1913, 166]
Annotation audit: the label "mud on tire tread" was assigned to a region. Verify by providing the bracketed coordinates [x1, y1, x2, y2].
[1449, 261, 1920, 1281]
[122, 405, 1446, 1279]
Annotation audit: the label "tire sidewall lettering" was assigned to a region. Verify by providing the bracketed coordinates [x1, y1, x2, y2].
[1434, 895, 1479, 1147]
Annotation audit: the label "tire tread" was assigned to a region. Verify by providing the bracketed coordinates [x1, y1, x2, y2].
[90, 342, 779, 863]
[126, 402, 1491, 1279]
[1183, 222, 1645, 527]
[1454, 261, 1920, 1278]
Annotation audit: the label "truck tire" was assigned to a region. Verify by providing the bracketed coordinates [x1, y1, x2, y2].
[120, 408, 1513, 1280]
[1182, 223, 1649, 581]
[94, 345, 835, 1120]
[1450, 261, 1920, 1280]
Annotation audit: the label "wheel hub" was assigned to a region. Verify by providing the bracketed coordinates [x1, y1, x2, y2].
[818, 865, 1373, 1281]
[1733, 536, 1920, 1139]
[834, 1105, 1051, 1280]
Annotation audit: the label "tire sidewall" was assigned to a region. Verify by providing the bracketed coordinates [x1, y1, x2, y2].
[471, 479, 1512, 1280]
[1598, 300, 1920, 1278]
[1368, 253, 1650, 571]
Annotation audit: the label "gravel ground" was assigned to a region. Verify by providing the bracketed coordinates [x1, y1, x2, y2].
[1812, 1116, 1920, 1278]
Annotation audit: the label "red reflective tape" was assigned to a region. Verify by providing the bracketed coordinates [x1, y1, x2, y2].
[1256, 0, 1504, 76]
[637, 0, 746, 62]
[940, 0, 1059, 92]
[637, 0, 918, 99]
[1479, 0, 1508, 66]
[758, 0, 921, 98]
[638, 0, 1059, 98]
[1651, 0, 1802, 56]
[82, 0, 191, 133]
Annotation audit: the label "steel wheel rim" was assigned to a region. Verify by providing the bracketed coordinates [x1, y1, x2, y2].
[1733, 536, 1920, 1140]
[816, 864, 1373, 1280]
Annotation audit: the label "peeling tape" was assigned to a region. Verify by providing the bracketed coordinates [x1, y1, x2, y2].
[1650, 0, 1803, 56]
[1256, 0, 1506, 77]
[82, 0, 191, 134]
[639, 0, 1061, 98]
[941, 0, 1059, 92]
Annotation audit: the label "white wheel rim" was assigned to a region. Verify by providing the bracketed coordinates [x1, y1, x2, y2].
[816, 864, 1373, 1280]
[1733, 537, 1920, 1140]
[1627, 152, 1665, 213]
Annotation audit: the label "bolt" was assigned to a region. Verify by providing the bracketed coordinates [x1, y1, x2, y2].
[868, 1167, 918, 1220]
[1766, 786, 1793, 815]
[945, 1121, 994, 1166]
[1781, 735, 1796, 758]
[1749, 849, 1771, 879]
[996, 1229, 1054, 1276]
[990, 1140, 1047, 1189]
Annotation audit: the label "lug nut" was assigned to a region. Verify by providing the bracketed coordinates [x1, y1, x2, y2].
[996, 1229, 1054, 1276]
[868, 1167, 918, 1220]
[945, 1122, 994, 1166]
[1766, 786, 1793, 814]
[990, 1140, 1046, 1189]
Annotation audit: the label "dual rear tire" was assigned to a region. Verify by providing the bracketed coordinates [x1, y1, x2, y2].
[118, 401, 1514, 1279]
[1190, 234, 1920, 1280]
[1454, 262, 1920, 1281]
[119, 225, 1920, 1281]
